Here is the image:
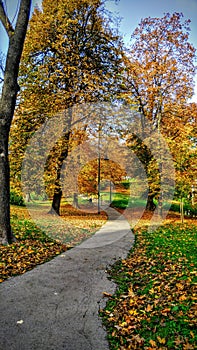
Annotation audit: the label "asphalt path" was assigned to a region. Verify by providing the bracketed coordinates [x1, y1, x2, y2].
[0, 207, 134, 350]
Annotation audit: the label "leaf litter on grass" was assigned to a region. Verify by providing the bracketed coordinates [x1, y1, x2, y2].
[0, 204, 107, 283]
[101, 223, 197, 350]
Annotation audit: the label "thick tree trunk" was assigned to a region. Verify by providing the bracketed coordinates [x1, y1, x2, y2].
[146, 191, 156, 211]
[0, 0, 32, 244]
[49, 190, 62, 216]
[0, 126, 12, 243]
[73, 193, 79, 209]
[47, 130, 71, 216]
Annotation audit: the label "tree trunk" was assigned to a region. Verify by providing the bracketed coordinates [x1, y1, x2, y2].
[47, 130, 71, 215]
[25, 193, 31, 202]
[73, 193, 79, 209]
[49, 190, 62, 216]
[0, 0, 32, 244]
[180, 198, 184, 224]
[0, 126, 12, 243]
[146, 191, 156, 211]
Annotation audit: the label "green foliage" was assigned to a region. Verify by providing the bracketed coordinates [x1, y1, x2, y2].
[170, 201, 197, 217]
[111, 193, 129, 209]
[121, 181, 131, 190]
[10, 190, 25, 206]
[111, 192, 147, 210]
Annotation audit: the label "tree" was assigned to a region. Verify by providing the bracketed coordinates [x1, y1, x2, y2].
[10, 0, 124, 215]
[163, 102, 197, 217]
[78, 158, 126, 195]
[0, 0, 32, 244]
[124, 12, 196, 210]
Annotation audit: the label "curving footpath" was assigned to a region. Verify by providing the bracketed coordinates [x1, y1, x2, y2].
[0, 207, 134, 350]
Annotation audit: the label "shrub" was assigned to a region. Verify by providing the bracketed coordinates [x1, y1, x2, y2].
[170, 201, 197, 217]
[10, 190, 25, 206]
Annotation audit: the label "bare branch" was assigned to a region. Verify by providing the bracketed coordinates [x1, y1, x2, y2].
[0, 0, 14, 37]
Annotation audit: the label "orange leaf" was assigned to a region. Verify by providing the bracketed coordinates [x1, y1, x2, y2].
[146, 304, 153, 312]
[149, 339, 157, 347]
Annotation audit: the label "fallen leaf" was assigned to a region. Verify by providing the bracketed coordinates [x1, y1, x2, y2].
[157, 336, 166, 344]
[149, 339, 157, 347]
[146, 304, 153, 312]
[17, 320, 24, 324]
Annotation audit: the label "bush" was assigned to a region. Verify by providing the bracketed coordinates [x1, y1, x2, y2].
[170, 201, 197, 217]
[10, 190, 25, 206]
[121, 181, 131, 190]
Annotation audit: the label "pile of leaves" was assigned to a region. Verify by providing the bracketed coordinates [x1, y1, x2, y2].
[0, 205, 107, 283]
[0, 215, 68, 283]
[101, 223, 197, 349]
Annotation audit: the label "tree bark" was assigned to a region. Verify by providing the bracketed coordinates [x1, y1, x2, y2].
[146, 190, 156, 211]
[47, 130, 71, 216]
[0, 0, 32, 244]
[49, 190, 63, 216]
[0, 125, 12, 243]
[73, 193, 79, 209]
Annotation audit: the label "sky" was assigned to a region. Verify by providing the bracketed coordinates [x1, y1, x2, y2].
[106, 0, 197, 102]
[0, 0, 197, 101]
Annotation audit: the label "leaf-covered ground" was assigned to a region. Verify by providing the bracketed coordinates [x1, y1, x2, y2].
[0, 204, 107, 283]
[101, 223, 197, 349]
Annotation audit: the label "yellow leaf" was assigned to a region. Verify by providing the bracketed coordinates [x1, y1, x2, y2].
[176, 283, 184, 290]
[128, 285, 135, 297]
[149, 288, 154, 294]
[157, 336, 166, 344]
[128, 309, 138, 315]
[149, 339, 157, 347]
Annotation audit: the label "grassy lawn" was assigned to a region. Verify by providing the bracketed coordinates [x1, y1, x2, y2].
[101, 223, 197, 349]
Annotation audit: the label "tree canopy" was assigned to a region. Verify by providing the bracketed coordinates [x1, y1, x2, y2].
[8, 7, 197, 226]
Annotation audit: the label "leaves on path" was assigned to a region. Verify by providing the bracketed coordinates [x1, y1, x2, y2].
[102, 223, 197, 349]
[0, 205, 107, 283]
[0, 238, 67, 283]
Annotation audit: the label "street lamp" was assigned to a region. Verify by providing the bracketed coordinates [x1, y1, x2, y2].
[97, 123, 101, 214]
[103, 155, 112, 204]
[97, 123, 111, 213]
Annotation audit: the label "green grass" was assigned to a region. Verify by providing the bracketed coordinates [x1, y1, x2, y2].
[101, 223, 197, 349]
[111, 192, 147, 210]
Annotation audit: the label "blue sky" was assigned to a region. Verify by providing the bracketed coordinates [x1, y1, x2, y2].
[1, 0, 197, 100]
[106, 0, 197, 101]
[106, 0, 197, 47]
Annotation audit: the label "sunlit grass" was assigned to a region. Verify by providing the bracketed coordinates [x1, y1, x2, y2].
[101, 223, 197, 349]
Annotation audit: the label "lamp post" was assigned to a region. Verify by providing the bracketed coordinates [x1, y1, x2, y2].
[98, 122, 101, 214]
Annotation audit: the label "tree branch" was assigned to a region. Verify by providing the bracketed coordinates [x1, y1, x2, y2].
[0, 0, 14, 37]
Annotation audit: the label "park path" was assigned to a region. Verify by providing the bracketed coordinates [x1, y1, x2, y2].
[0, 207, 134, 350]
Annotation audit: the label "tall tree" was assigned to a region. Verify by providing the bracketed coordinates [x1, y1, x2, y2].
[10, 0, 124, 215]
[164, 102, 197, 205]
[124, 12, 196, 210]
[0, 0, 32, 244]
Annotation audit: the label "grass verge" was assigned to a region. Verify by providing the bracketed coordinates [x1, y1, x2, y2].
[101, 223, 197, 349]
